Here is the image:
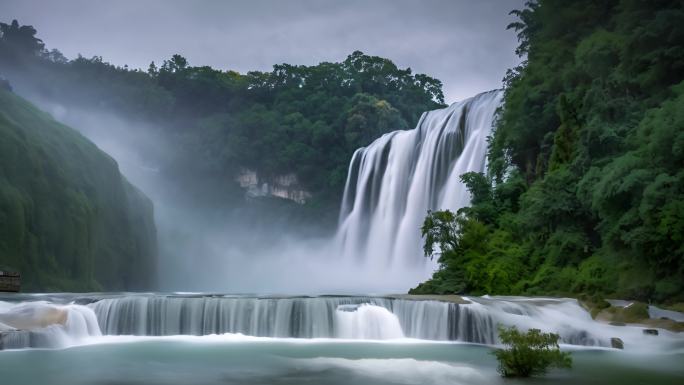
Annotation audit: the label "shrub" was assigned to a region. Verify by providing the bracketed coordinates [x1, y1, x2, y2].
[493, 326, 572, 377]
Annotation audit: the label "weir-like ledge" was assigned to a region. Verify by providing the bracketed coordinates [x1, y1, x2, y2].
[386, 294, 470, 304]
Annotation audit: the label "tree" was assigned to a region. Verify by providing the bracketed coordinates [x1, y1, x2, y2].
[0, 19, 45, 63]
[414, 0, 684, 303]
[421, 210, 459, 260]
[493, 326, 572, 377]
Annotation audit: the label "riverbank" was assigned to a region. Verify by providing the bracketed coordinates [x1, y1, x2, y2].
[387, 294, 470, 304]
[394, 293, 684, 333]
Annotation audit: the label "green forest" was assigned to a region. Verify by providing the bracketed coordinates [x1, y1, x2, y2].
[413, 0, 684, 303]
[0, 20, 444, 217]
[0, 18, 444, 289]
[0, 88, 157, 291]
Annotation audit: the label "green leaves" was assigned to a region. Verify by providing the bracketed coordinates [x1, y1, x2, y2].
[494, 326, 572, 378]
[420, 210, 459, 260]
[417, 1, 684, 302]
[0, 90, 156, 291]
[0, 20, 446, 212]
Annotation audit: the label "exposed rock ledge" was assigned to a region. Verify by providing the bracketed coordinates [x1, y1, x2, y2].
[236, 168, 312, 204]
[579, 299, 684, 333]
[0, 303, 67, 331]
[387, 294, 470, 304]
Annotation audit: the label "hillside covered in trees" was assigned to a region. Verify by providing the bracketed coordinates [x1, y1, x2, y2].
[413, 0, 684, 303]
[0, 19, 445, 219]
[0, 88, 157, 291]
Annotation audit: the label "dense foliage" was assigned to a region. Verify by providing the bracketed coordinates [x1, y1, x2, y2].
[0, 20, 444, 217]
[493, 326, 572, 378]
[0, 89, 157, 291]
[413, 0, 684, 302]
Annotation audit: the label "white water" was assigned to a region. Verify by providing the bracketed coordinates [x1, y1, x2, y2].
[335, 90, 503, 288]
[2, 294, 681, 353]
[0, 300, 100, 349]
[335, 304, 405, 339]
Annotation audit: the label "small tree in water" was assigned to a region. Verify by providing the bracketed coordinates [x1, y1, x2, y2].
[493, 326, 572, 377]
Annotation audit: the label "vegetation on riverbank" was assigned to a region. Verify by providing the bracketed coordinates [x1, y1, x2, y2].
[582, 299, 684, 332]
[413, 0, 684, 303]
[0, 89, 157, 291]
[493, 326, 572, 377]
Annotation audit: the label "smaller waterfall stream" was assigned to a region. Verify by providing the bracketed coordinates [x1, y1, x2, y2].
[0, 301, 100, 349]
[336, 304, 405, 339]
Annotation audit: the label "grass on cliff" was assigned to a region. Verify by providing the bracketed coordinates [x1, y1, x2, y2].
[0, 89, 157, 291]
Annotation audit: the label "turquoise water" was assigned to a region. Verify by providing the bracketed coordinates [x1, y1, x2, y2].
[1, 336, 682, 385]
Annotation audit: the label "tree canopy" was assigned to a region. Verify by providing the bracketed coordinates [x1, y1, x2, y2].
[413, 0, 684, 303]
[0, 20, 445, 219]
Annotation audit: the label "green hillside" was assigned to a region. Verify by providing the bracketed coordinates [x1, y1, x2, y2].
[413, 0, 684, 303]
[0, 88, 157, 291]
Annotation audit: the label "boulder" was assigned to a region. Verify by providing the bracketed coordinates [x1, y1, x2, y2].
[642, 328, 659, 336]
[610, 337, 624, 349]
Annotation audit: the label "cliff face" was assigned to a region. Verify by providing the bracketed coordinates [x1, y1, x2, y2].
[236, 169, 312, 204]
[0, 89, 157, 291]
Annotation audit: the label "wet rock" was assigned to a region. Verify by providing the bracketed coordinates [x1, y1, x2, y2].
[610, 337, 624, 349]
[642, 328, 659, 336]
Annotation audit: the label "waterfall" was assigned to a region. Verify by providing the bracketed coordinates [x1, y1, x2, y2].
[335, 90, 503, 286]
[3, 294, 680, 350]
[0, 301, 101, 349]
[88, 295, 493, 342]
[335, 304, 405, 339]
[86, 294, 617, 347]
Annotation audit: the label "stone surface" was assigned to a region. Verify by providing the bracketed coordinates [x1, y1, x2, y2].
[236, 168, 312, 204]
[610, 337, 624, 349]
[388, 294, 471, 304]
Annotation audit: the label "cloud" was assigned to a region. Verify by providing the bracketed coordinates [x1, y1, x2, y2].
[0, 0, 524, 103]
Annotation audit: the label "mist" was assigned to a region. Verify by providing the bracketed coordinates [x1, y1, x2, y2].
[13, 84, 433, 294]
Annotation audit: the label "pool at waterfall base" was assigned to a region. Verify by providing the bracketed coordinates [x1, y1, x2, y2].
[1, 294, 683, 385]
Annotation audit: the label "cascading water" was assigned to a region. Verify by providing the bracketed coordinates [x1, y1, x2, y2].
[1, 294, 682, 352]
[89, 295, 464, 339]
[0, 94, 678, 355]
[0, 301, 101, 349]
[335, 304, 405, 339]
[335, 90, 503, 288]
[85, 294, 678, 349]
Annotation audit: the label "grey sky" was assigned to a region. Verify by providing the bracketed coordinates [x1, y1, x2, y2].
[0, 0, 524, 103]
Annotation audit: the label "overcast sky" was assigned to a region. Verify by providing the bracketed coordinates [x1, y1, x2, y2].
[1, 0, 524, 103]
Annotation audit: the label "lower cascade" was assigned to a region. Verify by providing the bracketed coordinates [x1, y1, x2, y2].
[0, 301, 101, 349]
[89, 295, 462, 340]
[335, 304, 405, 339]
[1, 294, 681, 351]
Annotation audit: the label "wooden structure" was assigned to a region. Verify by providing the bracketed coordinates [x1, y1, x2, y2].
[0, 271, 20, 292]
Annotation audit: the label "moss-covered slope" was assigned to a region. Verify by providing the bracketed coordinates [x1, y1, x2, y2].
[0, 88, 157, 291]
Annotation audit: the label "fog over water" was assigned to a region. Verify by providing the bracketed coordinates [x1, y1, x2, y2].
[13, 85, 502, 293]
